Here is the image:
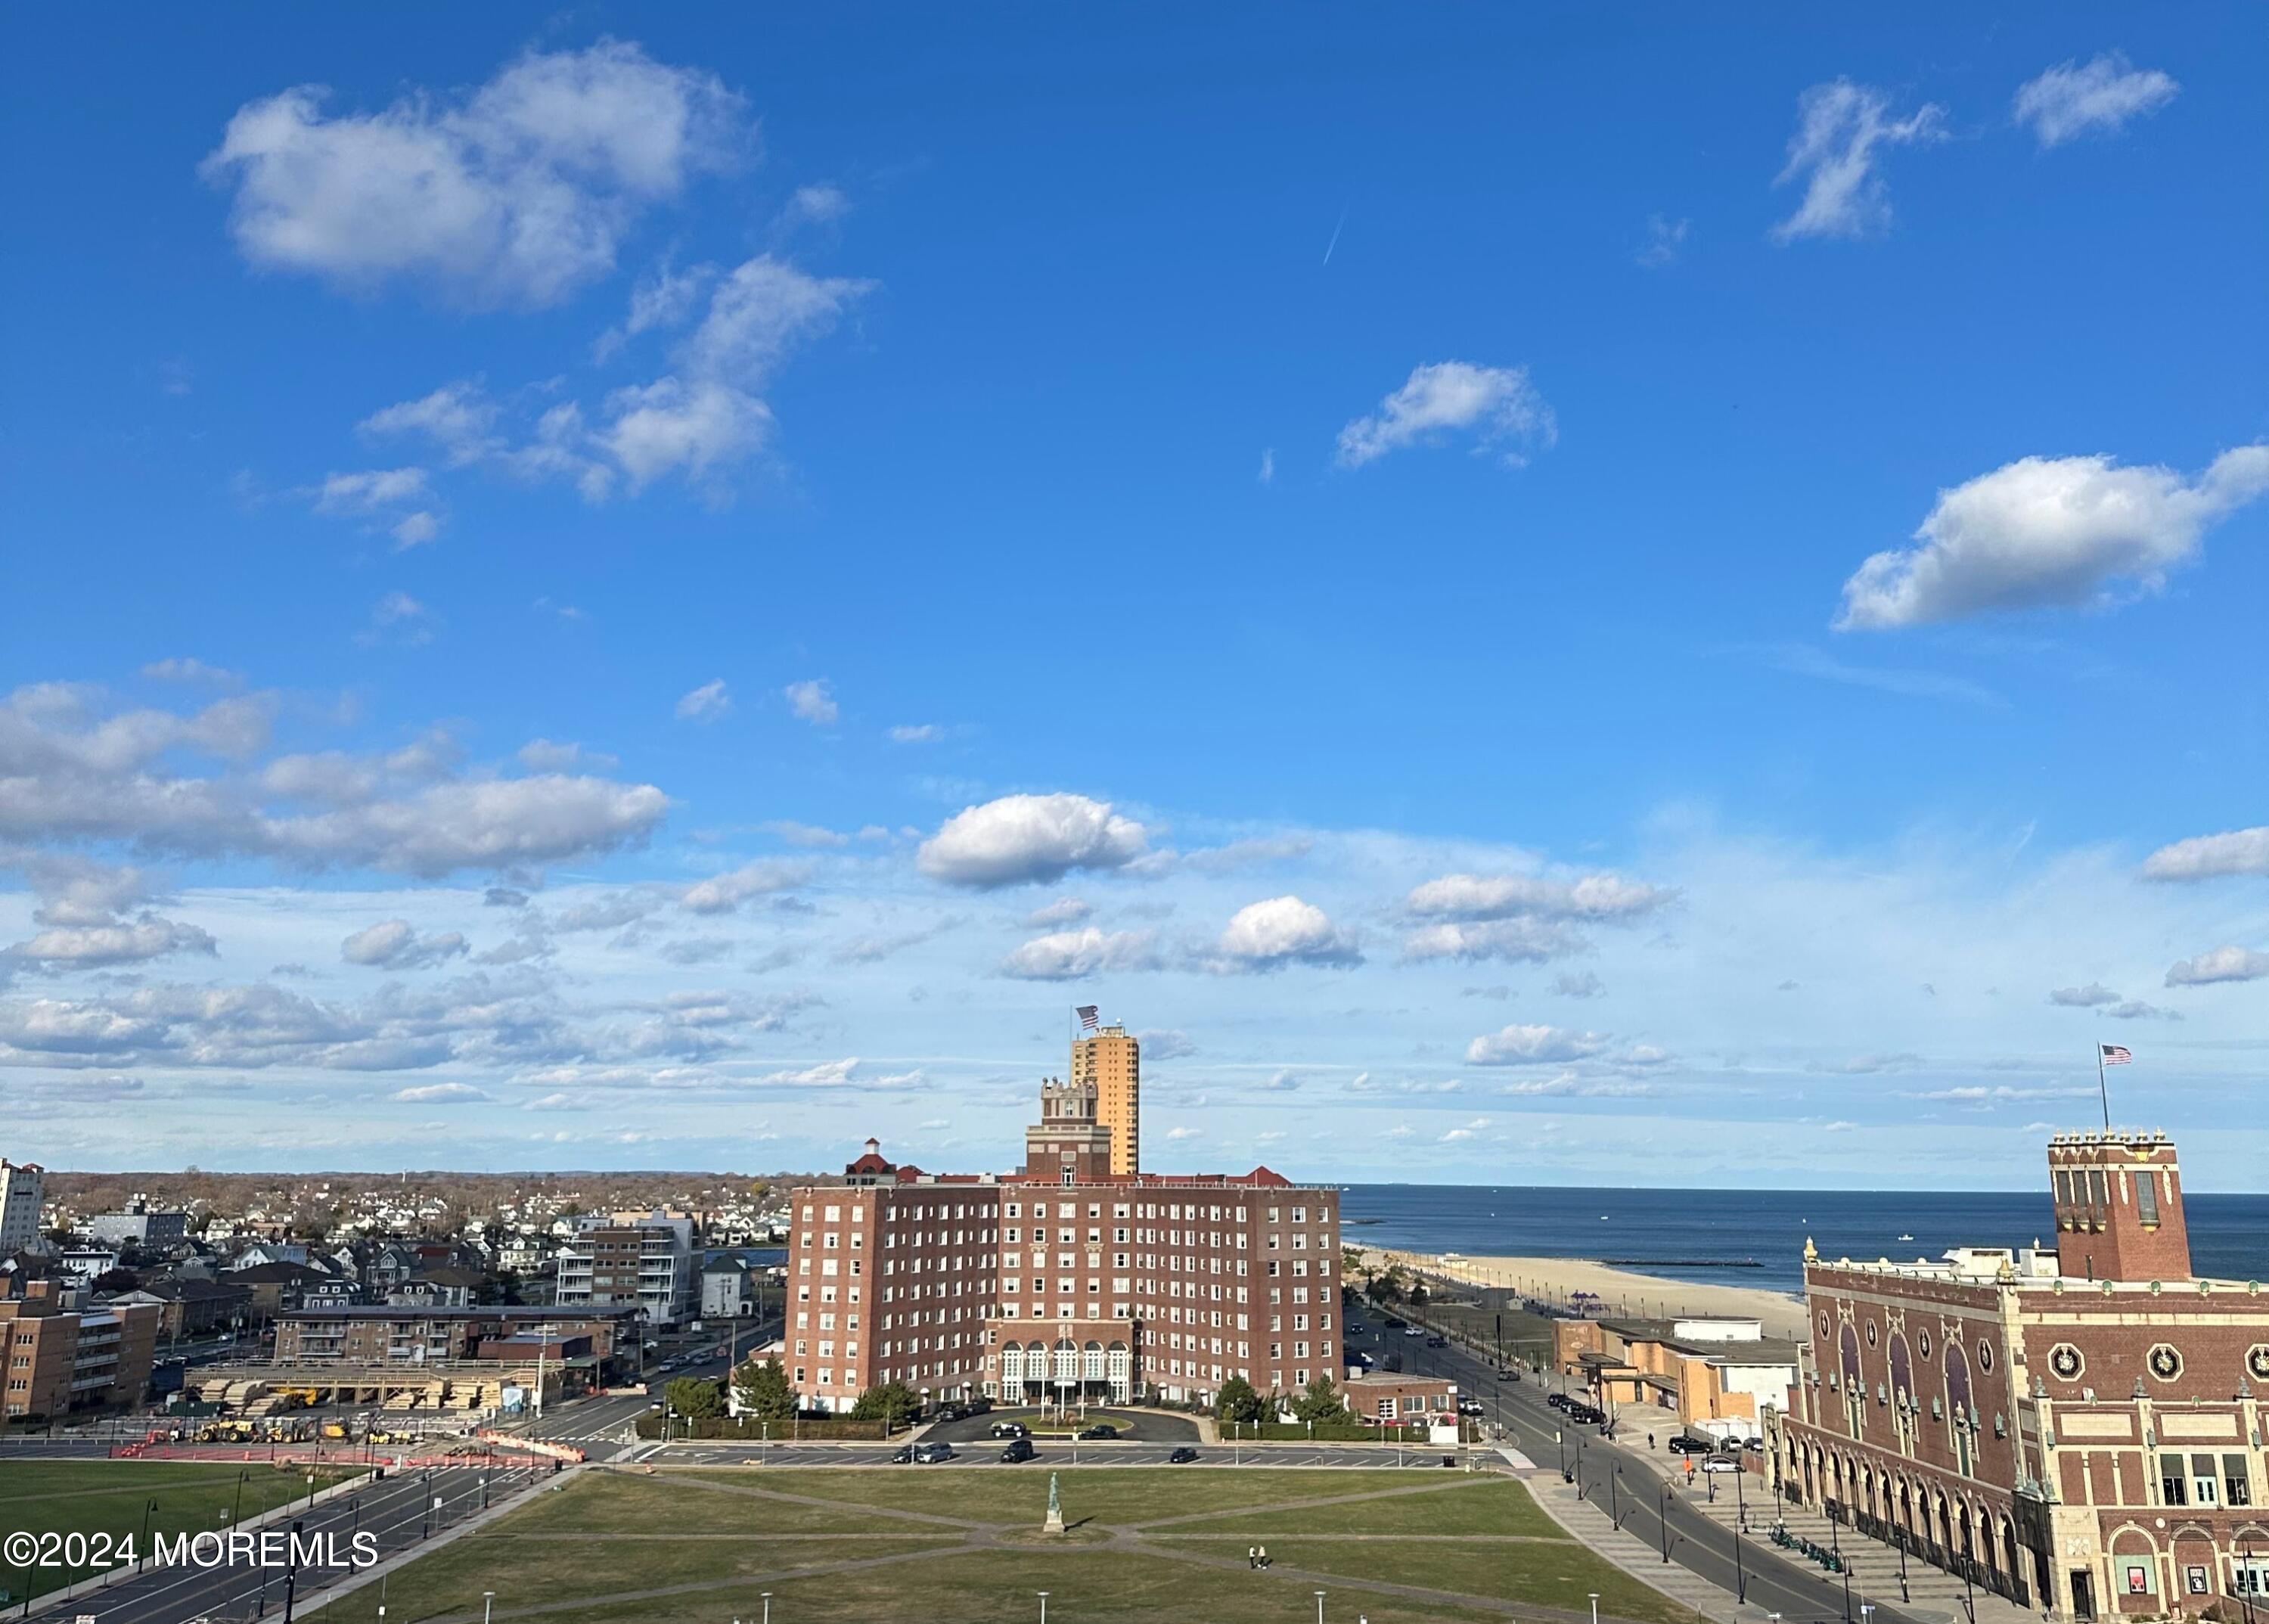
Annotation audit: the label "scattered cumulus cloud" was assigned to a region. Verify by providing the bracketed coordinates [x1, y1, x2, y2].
[679, 859, 809, 914]
[2143, 826, 2269, 883]
[1835, 447, 2269, 630]
[675, 678, 732, 722]
[2014, 54, 2179, 148]
[1770, 79, 1947, 243]
[390, 1082, 490, 1104]
[2049, 983, 2120, 1008]
[2164, 946, 2269, 987]
[784, 678, 839, 727]
[201, 41, 749, 309]
[1335, 362, 1555, 469]
[917, 793, 1149, 889]
[1464, 1024, 1611, 1067]
[998, 927, 1162, 981]
[340, 919, 470, 970]
[886, 724, 942, 744]
[1210, 896, 1361, 970]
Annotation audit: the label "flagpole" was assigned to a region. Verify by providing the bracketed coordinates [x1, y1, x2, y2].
[2095, 1039, 2110, 1132]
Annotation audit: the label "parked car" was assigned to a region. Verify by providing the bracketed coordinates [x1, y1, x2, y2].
[1424, 1335, 1447, 1347]
[891, 1442, 919, 1463]
[1457, 1399, 1485, 1416]
[1567, 1402, 1606, 1425]
[1383, 1317, 1408, 1329]
[1167, 1446, 1199, 1464]
[999, 1437, 1036, 1463]
[912, 1441, 955, 1463]
[1403, 1326, 1423, 1338]
[1547, 1393, 1572, 1410]
[1667, 1434, 1715, 1455]
[989, 1421, 1029, 1439]
[1495, 1366, 1518, 1382]
[934, 1402, 967, 1424]
[1076, 1423, 1118, 1440]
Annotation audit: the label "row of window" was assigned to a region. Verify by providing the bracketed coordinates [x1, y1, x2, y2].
[2159, 1454, 2253, 1508]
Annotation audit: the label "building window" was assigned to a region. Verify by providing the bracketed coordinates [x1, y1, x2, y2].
[2160, 1455, 2188, 1506]
[2136, 1173, 2159, 1227]
[2191, 1455, 2220, 1506]
[2225, 1455, 2252, 1507]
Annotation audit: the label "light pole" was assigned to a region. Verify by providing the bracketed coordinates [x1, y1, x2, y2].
[761, 1594, 771, 1624]
[281, 1519, 304, 1624]
[1588, 1591, 1600, 1624]
[1037, 1591, 1048, 1624]
[1658, 1481, 1674, 1563]
[138, 1498, 158, 1572]
[233, 1467, 249, 1526]
[1557, 1428, 1567, 1482]
[1316, 1591, 1328, 1624]
[483, 1591, 495, 1624]
[1610, 1464, 1622, 1530]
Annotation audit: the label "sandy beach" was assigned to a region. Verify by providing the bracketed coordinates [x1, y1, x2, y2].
[1349, 1244, 1809, 1342]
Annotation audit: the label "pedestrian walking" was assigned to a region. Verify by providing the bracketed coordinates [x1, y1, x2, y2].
[1248, 1546, 1257, 1569]
[1259, 1545, 1270, 1569]
[1648, 1432, 1656, 1450]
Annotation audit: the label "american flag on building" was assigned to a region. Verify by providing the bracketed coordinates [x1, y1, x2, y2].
[2100, 1044, 2133, 1065]
[1075, 1005, 1100, 1032]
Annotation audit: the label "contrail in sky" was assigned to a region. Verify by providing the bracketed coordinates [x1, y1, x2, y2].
[1322, 204, 1349, 266]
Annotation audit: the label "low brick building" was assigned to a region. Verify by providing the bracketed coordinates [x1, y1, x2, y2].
[1554, 1315, 1799, 1436]
[1342, 1372, 1460, 1423]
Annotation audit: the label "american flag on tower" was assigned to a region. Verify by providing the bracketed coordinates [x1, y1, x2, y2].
[2100, 1044, 2133, 1065]
[1075, 1005, 1100, 1032]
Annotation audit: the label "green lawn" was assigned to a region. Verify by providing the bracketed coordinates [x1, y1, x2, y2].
[1161, 1478, 1571, 1539]
[1149, 1533, 1697, 1624]
[313, 1467, 1703, 1624]
[0, 1461, 358, 1602]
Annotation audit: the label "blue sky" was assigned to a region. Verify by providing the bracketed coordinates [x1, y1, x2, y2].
[3, 6, 2265, 1187]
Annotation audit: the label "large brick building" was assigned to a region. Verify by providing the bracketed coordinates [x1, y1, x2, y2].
[1774, 1130, 2268, 1621]
[786, 1055, 1340, 1413]
[2, 1278, 160, 1420]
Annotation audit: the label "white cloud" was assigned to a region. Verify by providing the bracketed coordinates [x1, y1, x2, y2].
[517, 738, 616, 773]
[1464, 1023, 1611, 1066]
[765, 821, 847, 849]
[1552, 970, 1606, 1000]
[675, 678, 732, 722]
[1134, 1028, 1196, 1060]
[1770, 79, 1946, 243]
[679, 859, 809, 914]
[1335, 362, 1555, 468]
[2014, 54, 2179, 148]
[780, 183, 850, 228]
[0, 683, 668, 877]
[201, 42, 747, 308]
[998, 927, 1161, 982]
[784, 678, 839, 727]
[1166, 1126, 1202, 1141]
[2102, 999, 2179, 1021]
[359, 383, 498, 464]
[1836, 447, 2269, 629]
[2164, 946, 2269, 987]
[1408, 872, 1671, 923]
[1258, 448, 1275, 485]
[2048, 983, 2119, 1008]
[600, 377, 773, 489]
[1024, 896, 1091, 929]
[917, 793, 1150, 889]
[390, 1082, 489, 1104]
[314, 467, 430, 515]
[1636, 214, 1689, 269]
[2143, 826, 2269, 883]
[340, 919, 470, 970]
[1402, 919, 1587, 964]
[141, 659, 243, 688]
[5, 918, 218, 968]
[886, 724, 942, 744]
[1212, 896, 1360, 970]
[390, 511, 441, 549]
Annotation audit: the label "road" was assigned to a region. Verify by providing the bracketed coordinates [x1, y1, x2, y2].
[23, 1462, 547, 1624]
[1358, 1305, 1913, 1624]
[633, 1439, 1470, 1469]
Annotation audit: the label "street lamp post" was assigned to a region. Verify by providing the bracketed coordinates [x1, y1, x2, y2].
[1658, 1482, 1674, 1563]
[482, 1591, 495, 1624]
[1557, 1428, 1567, 1482]
[761, 1593, 772, 1624]
[1037, 1591, 1048, 1624]
[233, 1468, 249, 1526]
[1610, 1464, 1622, 1530]
[281, 1520, 305, 1624]
[1588, 1591, 1600, 1624]
[1316, 1591, 1328, 1624]
[139, 1498, 158, 1572]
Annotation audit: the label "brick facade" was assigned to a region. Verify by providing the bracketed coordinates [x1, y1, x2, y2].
[1773, 1132, 2269, 1620]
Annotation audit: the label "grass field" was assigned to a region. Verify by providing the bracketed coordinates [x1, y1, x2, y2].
[317, 1467, 1705, 1624]
[0, 1461, 358, 1603]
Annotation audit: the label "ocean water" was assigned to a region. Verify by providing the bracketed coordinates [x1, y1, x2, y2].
[1339, 1184, 2269, 1299]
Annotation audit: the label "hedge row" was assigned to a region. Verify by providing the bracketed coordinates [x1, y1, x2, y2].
[635, 1414, 891, 1440]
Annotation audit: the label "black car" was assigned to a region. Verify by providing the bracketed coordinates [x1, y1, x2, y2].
[891, 1443, 918, 1463]
[989, 1421, 1029, 1439]
[1667, 1434, 1715, 1455]
[934, 1402, 967, 1424]
[1547, 1392, 1572, 1410]
[1567, 1402, 1606, 1425]
[1167, 1446, 1199, 1464]
[1076, 1423, 1118, 1440]
[1424, 1335, 1447, 1347]
[1383, 1316, 1408, 1329]
[999, 1437, 1036, 1463]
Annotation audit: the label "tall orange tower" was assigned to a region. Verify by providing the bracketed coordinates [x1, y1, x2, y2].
[1071, 1023, 1140, 1178]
